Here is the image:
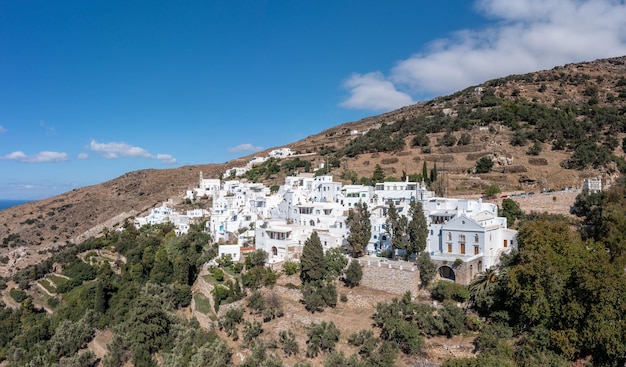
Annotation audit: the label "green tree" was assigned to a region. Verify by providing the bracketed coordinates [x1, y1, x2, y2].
[300, 232, 325, 284]
[344, 260, 363, 288]
[499, 198, 524, 228]
[346, 202, 371, 258]
[484, 184, 501, 198]
[372, 164, 385, 183]
[469, 267, 500, 315]
[407, 201, 428, 258]
[476, 156, 494, 174]
[416, 252, 437, 289]
[150, 246, 173, 284]
[324, 247, 348, 279]
[246, 249, 268, 269]
[306, 321, 340, 358]
[430, 163, 438, 183]
[385, 202, 408, 255]
[504, 218, 587, 329]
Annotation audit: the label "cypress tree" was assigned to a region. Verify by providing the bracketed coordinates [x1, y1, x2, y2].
[408, 201, 428, 257]
[344, 260, 363, 288]
[300, 232, 325, 284]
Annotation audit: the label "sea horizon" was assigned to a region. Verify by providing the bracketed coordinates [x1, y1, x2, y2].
[0, 199, 33, 211]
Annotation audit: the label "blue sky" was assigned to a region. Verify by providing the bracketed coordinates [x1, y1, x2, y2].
[2, 0, 626, 200]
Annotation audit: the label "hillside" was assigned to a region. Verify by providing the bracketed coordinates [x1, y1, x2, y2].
[3, 55, 626, 276]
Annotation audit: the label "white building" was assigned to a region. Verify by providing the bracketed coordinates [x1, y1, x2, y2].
[422, 197, 516, 283]
[185, 172, 221, 200]
[218, 244, 242, 262]
[134, 202, 192, 235]
[268, 147, 293, 159]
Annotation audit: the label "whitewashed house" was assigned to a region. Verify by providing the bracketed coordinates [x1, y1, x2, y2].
[218, 244, 241, 262]
[374, 180, 431, 208]
[185, 172, 220, 200]
[340, 184, 375, 208]
[268, 147, 293, 159]
[312, 175, 342, 203]
[422, 197, 517, 284]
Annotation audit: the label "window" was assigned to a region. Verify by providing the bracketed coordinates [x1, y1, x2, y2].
[460, 243, 465, 254]
[447, 232, 452, 241]
[474, 245, 479, 255]
[503, 239, 508, 248]
[447, 243, 452, 253]
[474, 234, 479, 243]
[459, 234, 466, 242]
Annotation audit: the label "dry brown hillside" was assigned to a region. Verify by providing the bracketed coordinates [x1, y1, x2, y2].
[3, 55, 626, 276]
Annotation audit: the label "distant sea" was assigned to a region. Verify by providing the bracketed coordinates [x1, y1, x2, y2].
[0, 199, 32, 211]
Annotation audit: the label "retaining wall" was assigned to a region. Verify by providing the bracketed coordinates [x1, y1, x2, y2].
[356, 258, 421, 296]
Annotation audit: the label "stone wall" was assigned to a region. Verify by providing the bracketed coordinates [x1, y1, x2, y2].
[356, 258, 421, 296]
[432, 258, 483, 285]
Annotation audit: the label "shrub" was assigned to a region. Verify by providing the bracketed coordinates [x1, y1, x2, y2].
[212, 268, 224, 282]
[431, 281, 469, 303]
[9, 287, 27, 302]
[279, 330, 299, 357]
[476, 156, 494, 173]
[282, 260, 300, 276]
[218, 306, 244, 340]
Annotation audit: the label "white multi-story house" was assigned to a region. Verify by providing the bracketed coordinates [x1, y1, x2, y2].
[312, 175, 342, 203]
[255, 220, 309, 263]
[374, 180, 431, 207]
[185, 172, 220, 200]
[422, 197, 516, 284]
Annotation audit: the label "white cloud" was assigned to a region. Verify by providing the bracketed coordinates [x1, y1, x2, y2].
[0, 125, 6, 134]
[341, 0, 626, 109]
[156, 154, 177, 164]
[228, 143, 264, 153]
[77, 153, 89, 159]
[88, 140, 177, 164]
[340, 72, 414, 110]
[0, 150, 68, 163]
[88, 140, 152, 159]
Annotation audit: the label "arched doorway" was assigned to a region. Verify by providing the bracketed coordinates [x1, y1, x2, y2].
[272, 246, 278, 256]
[438, 266, 456, 281]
